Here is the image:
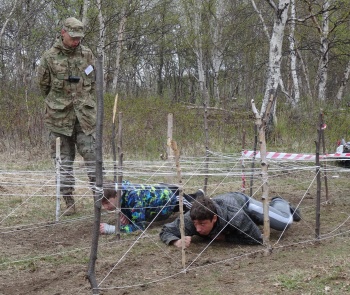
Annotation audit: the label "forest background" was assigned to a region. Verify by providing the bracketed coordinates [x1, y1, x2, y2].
[1, 0, 350, 159]
[2, 1, 350, 294]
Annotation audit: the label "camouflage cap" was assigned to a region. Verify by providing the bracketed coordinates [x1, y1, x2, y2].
[63, 17, 84, 38]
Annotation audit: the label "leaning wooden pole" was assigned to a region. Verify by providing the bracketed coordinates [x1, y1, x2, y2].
[111, 94, 121, 239]
[86, 53, 103, 294]
[170, 140, 186, 270]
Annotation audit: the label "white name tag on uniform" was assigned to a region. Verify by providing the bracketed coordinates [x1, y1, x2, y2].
[85, 65, 93, 75]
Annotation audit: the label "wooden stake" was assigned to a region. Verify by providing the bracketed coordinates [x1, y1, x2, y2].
[241, 129, 246, 194]
[203, 100, 209, 194]
[170, 140, 186, 270]
[251, 93, 276, 253]
[55, 137, 61, 222]
[249, 125, 258, 197]
[319, 111, 329, 202]
[115, 112, 123, 240]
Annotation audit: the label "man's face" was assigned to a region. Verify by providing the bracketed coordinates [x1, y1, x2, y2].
[102, 197, 117, 211]
[192, 215, 217, 236]
[61, 29, 81, 48]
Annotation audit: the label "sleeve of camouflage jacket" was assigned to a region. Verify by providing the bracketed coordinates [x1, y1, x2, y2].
[37, 55, 51, 97]
[159, 211, 197, 245]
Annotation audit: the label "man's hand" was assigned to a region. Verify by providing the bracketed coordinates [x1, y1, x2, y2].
[172, 236, 192, 248]
[120, 214, 129, 226]
[214, 233, 226, 241]
[99, 223, 115, 235]
[100, 223, 106, 234]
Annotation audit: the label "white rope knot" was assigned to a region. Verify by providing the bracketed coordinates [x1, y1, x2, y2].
[91, 185, 103, 194]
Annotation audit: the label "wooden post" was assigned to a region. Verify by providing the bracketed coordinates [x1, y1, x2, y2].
[115, 112, 123, 239]
[251, 94, 276, 253]
[166, 113, 174, 184]
[315, 118, 322, 240]
[87, 46, 103, 295]
[170, 140, 186, 270]
[241, 130, 246, 194]
[249, 125, 258, 197]
[55, 137, 61, 222]
[319, 111, 329, 202]
[111, 94, 121, 239]
[112, 94, 118, 184]
[167, 113, 174, 160]
[203, 100, 209, 195]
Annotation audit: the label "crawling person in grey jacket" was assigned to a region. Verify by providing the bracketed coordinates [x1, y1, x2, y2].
[159, 192, 301, 248]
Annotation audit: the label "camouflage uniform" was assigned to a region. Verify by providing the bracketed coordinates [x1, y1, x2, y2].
[37, 18, 96, 215]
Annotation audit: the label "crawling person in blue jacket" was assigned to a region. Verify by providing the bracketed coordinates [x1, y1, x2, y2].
[99, 181, 204, 234]
[159, 192, 301, 247]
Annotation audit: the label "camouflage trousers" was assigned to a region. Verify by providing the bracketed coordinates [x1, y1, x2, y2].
[49, 120, 96, 197]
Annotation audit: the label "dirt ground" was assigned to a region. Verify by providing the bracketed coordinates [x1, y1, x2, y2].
[1, 159, 350, 295]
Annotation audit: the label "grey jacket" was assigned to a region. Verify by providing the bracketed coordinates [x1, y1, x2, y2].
[159, 193, 263, 245]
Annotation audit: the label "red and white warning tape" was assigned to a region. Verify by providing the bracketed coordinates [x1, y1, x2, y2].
[242, 150, 350, 161]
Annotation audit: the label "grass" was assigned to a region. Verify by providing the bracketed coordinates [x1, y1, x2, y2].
[3, 95, 350, 161]
[273, 245, 350, 294]
[1, 96, 350, 294]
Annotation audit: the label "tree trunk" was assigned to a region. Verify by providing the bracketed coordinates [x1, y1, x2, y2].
[336, 60, 350, 101]
[317, 3, 329, 101]
[111, 7, 127, 92]
[260, 0, 290, 116]
[288, 0, 300, 107]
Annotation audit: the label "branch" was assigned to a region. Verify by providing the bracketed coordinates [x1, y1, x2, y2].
[251, 0, 270, 39]
[266, 0, 277, 11]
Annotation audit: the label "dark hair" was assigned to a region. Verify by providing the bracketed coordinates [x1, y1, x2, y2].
[102, 186, 117, 204]
[190, 197, 217, 221]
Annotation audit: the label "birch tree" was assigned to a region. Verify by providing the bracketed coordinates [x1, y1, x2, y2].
[210, 0, 226, 106]
[181, 0, 210, 104]
[288, 0, 300, 107]
[111, 5, 128, 92]
[260, 0, 290, 116]
[336, 60, 350, 101]
[313, 0, 330, 102]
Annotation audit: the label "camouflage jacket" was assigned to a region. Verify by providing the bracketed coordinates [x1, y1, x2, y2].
[159, 192, 263, 245]
[37, 37, 96, 136]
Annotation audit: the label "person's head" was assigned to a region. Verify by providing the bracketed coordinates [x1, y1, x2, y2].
[61, 17, 84, 48]
[190, 197, 217, 235]
[101, 188, 117, 211]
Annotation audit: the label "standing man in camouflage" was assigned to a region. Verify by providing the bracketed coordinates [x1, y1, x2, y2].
[37, 17, 96, 216]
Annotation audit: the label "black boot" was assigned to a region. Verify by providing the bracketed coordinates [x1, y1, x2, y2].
[290, 205, 301, 222]
[63, 193, 76, 216]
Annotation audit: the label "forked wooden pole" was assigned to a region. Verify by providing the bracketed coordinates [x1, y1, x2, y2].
[251, 94, 276, 253]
